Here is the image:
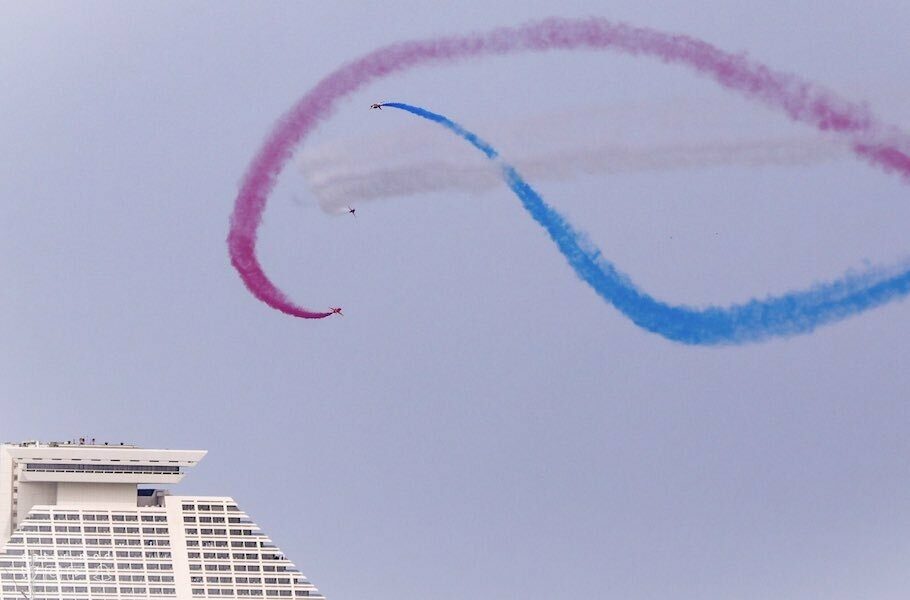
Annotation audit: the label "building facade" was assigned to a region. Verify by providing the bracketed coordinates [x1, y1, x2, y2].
[0, 441, 323, 599]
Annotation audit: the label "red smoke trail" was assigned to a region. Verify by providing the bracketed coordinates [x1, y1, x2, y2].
[228, 17, 910, 318]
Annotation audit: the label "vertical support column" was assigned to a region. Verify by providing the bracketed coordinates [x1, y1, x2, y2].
[0, 447, 14, 547]
[165, 496, 192, 598]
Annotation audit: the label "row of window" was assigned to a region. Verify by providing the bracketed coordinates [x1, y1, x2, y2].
[189, 552, 279, 560]
[18, 526, 169, 535]
[184, 516, 248, 524]
[190, 565, 297, 574]
[185, 529, 260, 537]
[19, 526, 168, 535]
[9, 537, 169, 547]
[188, 562, 280, 572]
[7, 562, 173, 571]
[0, 548, 166, 562]
[2, 574, 168, 585]
[1, 558, 172, 570]
[0, 572, 173, 583]
[22, 514, 167, 525]
[2, 584, 176, 593]
[0, 558, 173, 571]
[192, 590, 312, 597]
[182, 504, 239, 512]
[25, 463, 180, 474]
[28, 512, 166, 522]
[186, 541, 271, 549]
[191, 577, 295, 585]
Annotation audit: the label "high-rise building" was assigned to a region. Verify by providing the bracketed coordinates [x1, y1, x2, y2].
[0, 440, 324, 600]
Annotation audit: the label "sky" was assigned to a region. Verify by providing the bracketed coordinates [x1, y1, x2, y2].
[2, 2, 910, 599]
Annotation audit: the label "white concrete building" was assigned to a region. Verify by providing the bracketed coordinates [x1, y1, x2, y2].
[0, 440, 323, 599]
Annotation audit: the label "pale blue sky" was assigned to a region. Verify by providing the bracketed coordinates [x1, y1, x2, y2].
[2, 2, 910, 599]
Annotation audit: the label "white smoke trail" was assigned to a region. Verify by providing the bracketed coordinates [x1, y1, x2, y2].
[298, 102, 850, 212]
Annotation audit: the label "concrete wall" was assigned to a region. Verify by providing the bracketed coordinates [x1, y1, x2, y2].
[15, 480, 56, 529]
[57, 482, 136, 507]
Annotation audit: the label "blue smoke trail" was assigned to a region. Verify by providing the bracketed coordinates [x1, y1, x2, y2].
[382, 102, 910, 345]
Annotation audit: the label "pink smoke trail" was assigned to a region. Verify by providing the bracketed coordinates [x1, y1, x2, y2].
[228, 17, 910, 318]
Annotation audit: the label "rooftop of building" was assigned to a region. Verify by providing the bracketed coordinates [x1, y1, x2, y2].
[5, 439, 138, 448]
[2, 440, 207, 470]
